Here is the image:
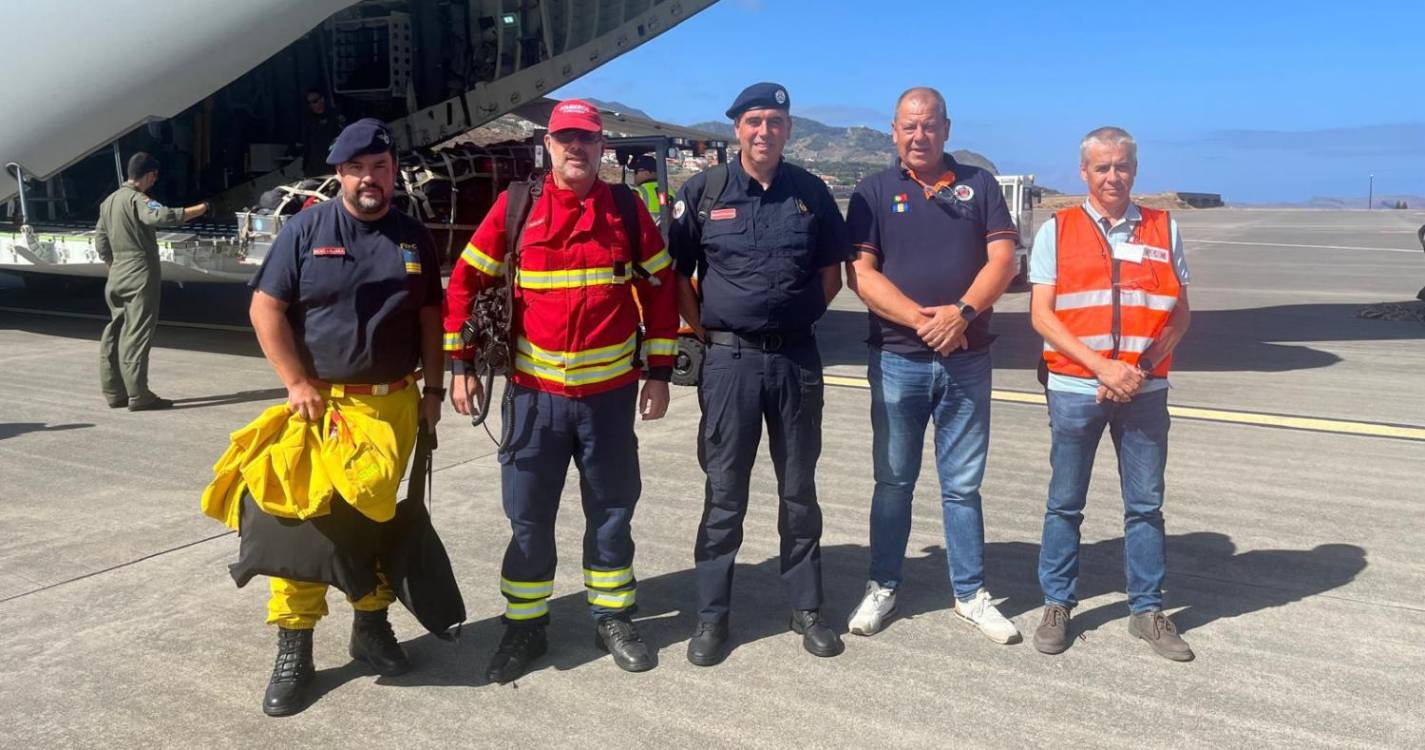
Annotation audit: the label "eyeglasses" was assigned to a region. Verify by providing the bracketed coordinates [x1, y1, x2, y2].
[550, 130, 602, 145]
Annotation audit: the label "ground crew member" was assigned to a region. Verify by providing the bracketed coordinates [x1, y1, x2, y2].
[94, 152, 209, 410]
[632, 154, 663, 223]
[668, 82, 851, 666]
[844, 87, 1021, 644]
[1028, 126, 1194, 661]
[297, 88, 345, 178]
[445, 99, 678, 683]
[247, 118, 446, 714]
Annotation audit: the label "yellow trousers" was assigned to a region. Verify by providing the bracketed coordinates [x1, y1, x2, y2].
[267, 575, 397, 630]
[263, 383, 420, 630]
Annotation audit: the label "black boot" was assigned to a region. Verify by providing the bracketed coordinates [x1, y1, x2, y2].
[595, 617, 656, 673]
[790, 609, 844, 657]
[349, 608, 411, 676]
[686, 620, 730, 667]
[485, 626, 548, 685]
[263, 627, 315, 717]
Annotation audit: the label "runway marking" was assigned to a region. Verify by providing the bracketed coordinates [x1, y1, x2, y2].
[1191, 239, 1421, 254]
[823, 375, 1425, 441]
[0, 305, 250, 332]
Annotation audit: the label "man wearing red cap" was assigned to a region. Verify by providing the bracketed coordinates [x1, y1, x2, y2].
[444, 99, 679, 683]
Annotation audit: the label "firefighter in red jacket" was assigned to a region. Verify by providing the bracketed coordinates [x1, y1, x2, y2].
[444, 100, 678, 683]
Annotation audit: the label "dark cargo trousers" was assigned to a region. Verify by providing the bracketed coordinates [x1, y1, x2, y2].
[694, 337, 825, 624]
[99, 262, 161, 404]
[497, 383, 641, 627]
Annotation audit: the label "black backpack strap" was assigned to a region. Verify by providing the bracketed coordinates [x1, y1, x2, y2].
[608, 183, 643, 263]
[695, 164, 730, 229]
[504, 177, 540, 264]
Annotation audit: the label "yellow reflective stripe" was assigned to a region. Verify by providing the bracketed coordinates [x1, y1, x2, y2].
[505, 599, 549, 620]
[500, 578, 554, 598]
[516, 334, 637, 369]
[583, 567, 633, 590]
[460, 243, 504, 276]
[443, 332, 464, 351]
[514, 352, 635, 387]
[587, 589, 637, 609]
[640, 248, 671, 275]
[517, 266, 617, 289]
[641, 338, 678, 358]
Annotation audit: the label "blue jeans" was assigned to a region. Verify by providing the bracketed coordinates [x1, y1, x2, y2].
[867, 347, 991, 602]
[1038, 388, 1170, 614]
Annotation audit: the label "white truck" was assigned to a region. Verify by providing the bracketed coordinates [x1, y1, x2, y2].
[995, 174, 1040, 288]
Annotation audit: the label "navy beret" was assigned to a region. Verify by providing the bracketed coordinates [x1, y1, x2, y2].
[326, 118, 395, 165]
[725, 82, 791, 120]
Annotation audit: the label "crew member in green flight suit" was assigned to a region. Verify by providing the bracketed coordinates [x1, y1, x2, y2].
[94, 152, 209, 410]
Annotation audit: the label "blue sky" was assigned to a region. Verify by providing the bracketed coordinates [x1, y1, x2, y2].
[556, 0, 1425, 203]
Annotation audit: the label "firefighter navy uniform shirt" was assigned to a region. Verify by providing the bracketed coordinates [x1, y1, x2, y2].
[846, 153, 1018, 355]
[249, 199, 443, 384]
[669, 157, 850, 335]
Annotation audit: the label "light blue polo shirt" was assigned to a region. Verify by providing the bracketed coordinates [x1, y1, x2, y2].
[1028, 201, 1190, 395]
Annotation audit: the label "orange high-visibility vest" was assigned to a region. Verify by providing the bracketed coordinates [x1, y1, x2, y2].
[1043, 206, 1181, 379]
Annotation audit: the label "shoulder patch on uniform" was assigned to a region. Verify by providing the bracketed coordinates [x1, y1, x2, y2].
[146, 200, 163, 210]
[673, 199, 686, 221]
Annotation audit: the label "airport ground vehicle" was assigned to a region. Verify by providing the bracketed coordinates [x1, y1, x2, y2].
[0, 0, 717, 289]
[995, 174, 1041, 288]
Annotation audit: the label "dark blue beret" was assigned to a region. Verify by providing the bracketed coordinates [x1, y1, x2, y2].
[326, 118, 395, 165]
[725, 82, 791, 120]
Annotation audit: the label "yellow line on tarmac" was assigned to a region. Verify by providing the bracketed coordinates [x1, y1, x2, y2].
[823, 374, 1425, 441]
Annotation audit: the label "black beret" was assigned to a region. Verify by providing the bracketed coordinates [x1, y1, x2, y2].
[326, 118, 395, 165]
[632, 154, 658, 172]
[725, 82, 791, 120]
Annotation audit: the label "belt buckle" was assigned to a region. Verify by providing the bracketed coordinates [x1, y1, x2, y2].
[372, 383, 390, 396]
[762, 333, 783, 351]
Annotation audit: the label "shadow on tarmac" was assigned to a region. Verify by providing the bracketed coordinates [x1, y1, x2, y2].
[172, 388, 287, 410]
[816, 303, 1424, 375]
[285, 533, 1364, 699]
[0, 421, 93, 440]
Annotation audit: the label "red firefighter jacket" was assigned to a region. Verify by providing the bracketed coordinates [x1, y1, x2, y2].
[443, 175, 678, 397]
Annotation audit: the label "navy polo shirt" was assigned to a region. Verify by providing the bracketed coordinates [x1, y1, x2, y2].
[846, 154, 1017, 355]
[669, 158, 850, 334]
[249, 199, 444, 384]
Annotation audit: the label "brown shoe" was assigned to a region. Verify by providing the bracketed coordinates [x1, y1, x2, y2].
[1128, 610, 1194, 662]
[1033, 604, 1071, 655]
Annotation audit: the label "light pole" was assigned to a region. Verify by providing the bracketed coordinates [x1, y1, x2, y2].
[1367, 173, 1374, 210]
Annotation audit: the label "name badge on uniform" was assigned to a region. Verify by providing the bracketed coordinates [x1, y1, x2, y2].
[709, 208, 737, 221]
[1115, 242, 1169, 264]
[313, 246, 347, 257]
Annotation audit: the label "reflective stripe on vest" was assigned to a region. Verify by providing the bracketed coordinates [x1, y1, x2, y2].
[1044, 206, 1180, 378]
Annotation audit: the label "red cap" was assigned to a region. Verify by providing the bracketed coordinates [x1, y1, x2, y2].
[548, 99, 603, 133]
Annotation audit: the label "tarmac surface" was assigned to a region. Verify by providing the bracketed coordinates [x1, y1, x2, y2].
[1, 207, 1423, 748]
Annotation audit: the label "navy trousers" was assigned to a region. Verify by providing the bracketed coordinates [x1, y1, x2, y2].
[694, 337, 825, 623]
[498, 383, 641, 627]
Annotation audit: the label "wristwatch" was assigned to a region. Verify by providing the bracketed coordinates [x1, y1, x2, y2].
[954, 300, 977, 322]
[1138, 356, 1155, 375]
[423, 385, 447, 398]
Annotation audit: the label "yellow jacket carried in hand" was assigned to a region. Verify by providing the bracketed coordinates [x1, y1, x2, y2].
[201, 391, 417, 529]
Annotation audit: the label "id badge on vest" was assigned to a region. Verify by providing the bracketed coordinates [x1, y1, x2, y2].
[1115, 242, 1170, 265]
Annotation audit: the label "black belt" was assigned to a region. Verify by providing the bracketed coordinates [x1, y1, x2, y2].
[705, 329, 812, 351]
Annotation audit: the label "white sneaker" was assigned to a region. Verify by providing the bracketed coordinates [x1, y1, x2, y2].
[953, 588, 1021, 644]
[848, 581, 897, 636]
